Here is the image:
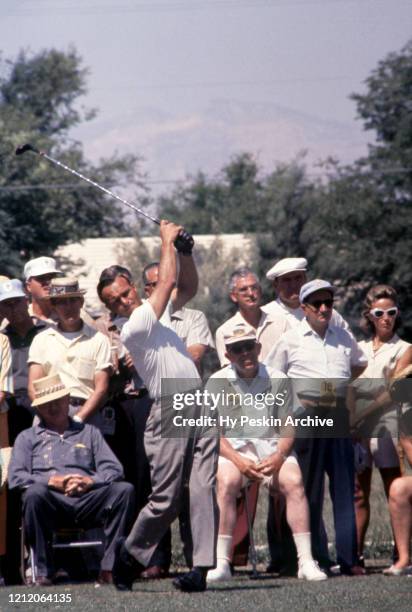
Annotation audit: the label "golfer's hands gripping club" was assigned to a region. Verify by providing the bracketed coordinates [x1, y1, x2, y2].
[160, 220, 194, 255]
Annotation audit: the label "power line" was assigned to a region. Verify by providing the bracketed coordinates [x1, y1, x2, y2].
[2, 0, 402, 17]
[0, 167, 411, 193]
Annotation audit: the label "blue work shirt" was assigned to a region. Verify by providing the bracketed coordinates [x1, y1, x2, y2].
[8, 419, 124, 490]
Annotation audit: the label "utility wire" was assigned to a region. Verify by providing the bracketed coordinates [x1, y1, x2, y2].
[2, 0, 402, 17]
[1, 167, 411, 193]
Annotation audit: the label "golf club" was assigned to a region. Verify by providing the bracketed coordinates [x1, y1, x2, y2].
[15, 143, 194, 254]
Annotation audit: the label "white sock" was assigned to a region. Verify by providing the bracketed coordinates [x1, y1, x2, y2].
[293, 532, 314, 565]
[216, 535, 233, 564]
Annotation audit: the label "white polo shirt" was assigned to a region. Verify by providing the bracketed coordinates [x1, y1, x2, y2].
[265, 318, 367, 402]
[28, 323, 112, 400]
[262, 297, 349, 331]
[170, 307, 215, 350]
[120, 301, 201, 400]
[215, 309, 289, 367]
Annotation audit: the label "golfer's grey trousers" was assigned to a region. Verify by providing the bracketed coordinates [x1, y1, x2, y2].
[125, 400, 219, 568]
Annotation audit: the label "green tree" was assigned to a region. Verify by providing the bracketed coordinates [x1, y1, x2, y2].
[311, 40, 412, 336]
[351, 39, 412, 203]
[0, 48, 145, 277]
[157, 153, 266, 234]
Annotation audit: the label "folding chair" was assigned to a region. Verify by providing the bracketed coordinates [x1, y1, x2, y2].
[21, 523, 104, 584]
[232, 482, 260, 577]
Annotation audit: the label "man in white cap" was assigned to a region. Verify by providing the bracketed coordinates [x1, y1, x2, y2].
[8, 373, 134, 586]
[24, 257, 61, 325]
[265, 279, 367, 575]
[215, 267, 288, 367]
[263, 257, 348, 330]
[206, 325, 327, 583]
[28, 277, 113, 433]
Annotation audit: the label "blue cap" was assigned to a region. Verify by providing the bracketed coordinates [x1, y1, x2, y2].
[299, 279, 336, 303]
[0, 279, 26, 302]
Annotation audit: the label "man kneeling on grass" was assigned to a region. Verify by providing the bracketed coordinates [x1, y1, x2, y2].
[206, 325, 327, 583]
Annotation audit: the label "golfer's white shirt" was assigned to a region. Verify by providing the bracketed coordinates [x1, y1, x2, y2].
[262, 297, 349, 330]
[120, 301, 200, 400]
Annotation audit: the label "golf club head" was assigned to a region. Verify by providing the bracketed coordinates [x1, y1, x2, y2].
[15, 143, 39, 156]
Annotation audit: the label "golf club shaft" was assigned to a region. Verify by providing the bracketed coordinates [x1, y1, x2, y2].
[36, 148, 160, 225]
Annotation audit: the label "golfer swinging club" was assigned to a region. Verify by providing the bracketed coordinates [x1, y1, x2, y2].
[99, 220, 219, 593]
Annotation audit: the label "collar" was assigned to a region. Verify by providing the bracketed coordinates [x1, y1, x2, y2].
[276, 297, 299, 314]
[171, 307, 185, 321]
[34, 417, 83, 437]
[235, 308, 269, 329]
[47, 321, 95, 339]
[226, 362, 269, 382]
[300, 317, 334, 338]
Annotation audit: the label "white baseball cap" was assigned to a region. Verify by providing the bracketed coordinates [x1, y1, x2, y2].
[0, 279, 26, 302]
[24, 257, 60, 280]
[266, 257, 307, 281]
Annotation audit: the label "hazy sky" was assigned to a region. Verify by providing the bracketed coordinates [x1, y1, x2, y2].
[1, 0, 411, 194]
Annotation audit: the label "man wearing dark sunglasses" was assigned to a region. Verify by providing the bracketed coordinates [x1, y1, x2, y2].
[265, 279, 367, 576]
[206, 325, 327, 583]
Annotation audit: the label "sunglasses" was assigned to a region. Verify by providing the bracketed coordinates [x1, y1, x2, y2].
[227, 340, 256, 355]
[145, 281, 157, 288]
[306, 298, 334, 310]
[369, 307, 398, 319]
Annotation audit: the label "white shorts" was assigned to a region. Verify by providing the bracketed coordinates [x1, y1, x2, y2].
[363, 437, 400, 469]
[218, 442, 298, 491]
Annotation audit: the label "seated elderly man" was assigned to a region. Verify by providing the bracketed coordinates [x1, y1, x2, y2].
[206, 326, 327, 583]
[8, 374, 135, 586]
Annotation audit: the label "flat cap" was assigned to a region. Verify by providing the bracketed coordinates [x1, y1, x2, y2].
[266, 257, 307, 281]
[299, 279, 336, 303]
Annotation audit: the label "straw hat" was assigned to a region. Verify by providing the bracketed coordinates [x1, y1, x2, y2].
[32, 373, 70, 407]
[48, 277, 86, 299]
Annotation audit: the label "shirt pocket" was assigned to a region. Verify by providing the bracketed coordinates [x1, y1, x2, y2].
[72, 357, 96, 383]
[330, 346, 351, 377]
[68, 444, 94, 471]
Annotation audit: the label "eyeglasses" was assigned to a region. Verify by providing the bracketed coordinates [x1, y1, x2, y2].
[306, 299, 334, 310]
[227, 340, 256, 354]
[235, 284, 260, 294]
[145, 281, 157, 288]
[370, 307, 398, 319]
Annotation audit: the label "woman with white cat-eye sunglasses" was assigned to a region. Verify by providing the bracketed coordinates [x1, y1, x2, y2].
[347, 284, 412, 573]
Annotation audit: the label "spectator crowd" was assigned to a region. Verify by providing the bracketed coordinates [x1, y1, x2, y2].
[1, 220, 412, 592]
